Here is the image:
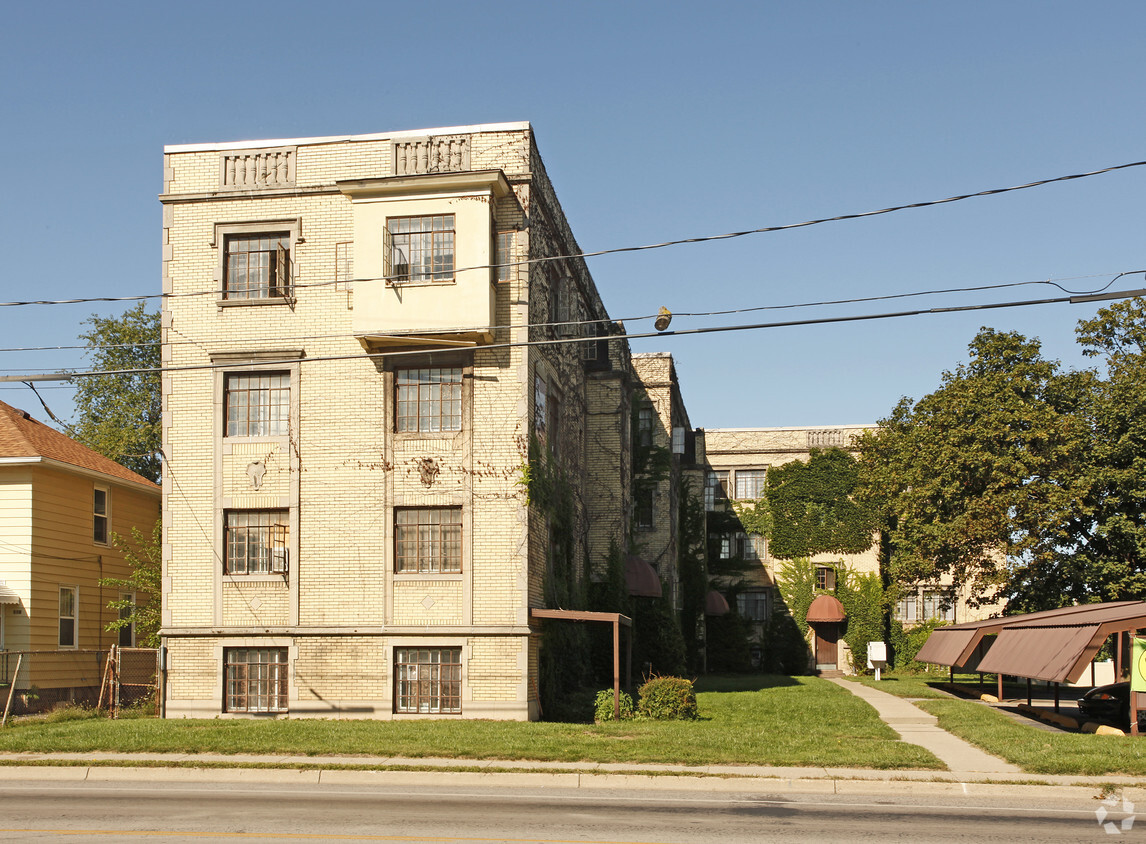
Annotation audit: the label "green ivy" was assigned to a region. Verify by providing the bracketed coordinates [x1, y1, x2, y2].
[765, 449, 875, 559]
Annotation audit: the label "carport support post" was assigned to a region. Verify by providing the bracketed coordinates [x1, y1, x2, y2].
[997, 673, 1003, 700]
[1054, 683, 1060, 713]
[613, 617, 620, 721]
[1026, 677, 1032, 707]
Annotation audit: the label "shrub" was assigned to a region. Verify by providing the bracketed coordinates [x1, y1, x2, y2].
[594, 689, 634, 722]
[637, 675, 698, 720]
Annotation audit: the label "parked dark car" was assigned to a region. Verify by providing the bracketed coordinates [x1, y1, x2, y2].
[1077, 682, 1146, 729]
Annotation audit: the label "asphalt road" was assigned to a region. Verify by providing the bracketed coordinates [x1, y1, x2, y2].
[0, 779, 1127, 843]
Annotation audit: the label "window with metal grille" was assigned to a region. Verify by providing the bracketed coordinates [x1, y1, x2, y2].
[387, 215, 454, 283]
[93, 487, 109, 544]
[224, 510, 288, 575]
[734, 469, 767, 500]
[396, 368, 462, 433]
[395, 508, 462, 573]
[225, 648, 288, 713]
[224, 232, 291, 298]
[394, 647, 461, 714]
[225, 372, 290, 437]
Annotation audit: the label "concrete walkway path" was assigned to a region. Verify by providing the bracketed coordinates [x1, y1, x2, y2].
[830, 677, 1022, 775]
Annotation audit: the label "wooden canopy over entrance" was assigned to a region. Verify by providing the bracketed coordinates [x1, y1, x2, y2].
[530, 609, 633, 720]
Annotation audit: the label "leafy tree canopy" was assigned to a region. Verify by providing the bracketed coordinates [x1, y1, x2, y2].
[67, 303, 161, 482]
[856, 327, 1095, 609]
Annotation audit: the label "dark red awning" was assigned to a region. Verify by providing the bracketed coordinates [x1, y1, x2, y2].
[806, 594, 846, 623]
[705, 590, 730, 616]
[624, 554, 662, 598]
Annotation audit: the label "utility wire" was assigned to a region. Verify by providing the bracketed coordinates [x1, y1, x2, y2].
[5, 285, 1144, 384]
[1, 159, 1143, 309]
[0, 272, 1133, 358]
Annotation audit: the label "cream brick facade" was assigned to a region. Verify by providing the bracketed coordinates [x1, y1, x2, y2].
[160, 123, 636, 719]
[701, 425, 1002, 672]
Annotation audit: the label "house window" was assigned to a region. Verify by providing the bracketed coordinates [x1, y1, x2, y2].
[118, 593, 135, 648]
[734, 469, 767, 500]
[705, 470, 730, 510]
[815, 565, 836, 592]
[395, 508, 462, 573]
[495, 230, 515, 283]
[635, 487, 654, 529]
[636, 405, 654, 448]
[388, 215, 454, 283]
[224, 510, 288, 575]
[93, 487, 109, 545]
[394, 647, 462, 714]
[225, 372, 290, 437]
[737, 590, 771, 622]
[225, 648, 288, 713]
[224, 232, 291, 299]
[719, 535, 732, 560]
[58, 586, 77, 649]
[534, 375, 547, 441]
[922, 590, 954, 622]
[547, 385, 561, 459]
[895, 594, 918, 623]
[396, 367, 462, 433]
[738, 533, 764, 561]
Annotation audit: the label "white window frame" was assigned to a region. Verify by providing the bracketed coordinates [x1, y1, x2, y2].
[733, 469, 767, 501]
[58, 586, 78, 649]
[93, 486, 110, 546]
[385, 214, 455, 284]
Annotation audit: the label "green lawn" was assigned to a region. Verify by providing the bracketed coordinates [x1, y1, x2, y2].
[846, 673, 1146, 776]
[0, 675, 941, 770]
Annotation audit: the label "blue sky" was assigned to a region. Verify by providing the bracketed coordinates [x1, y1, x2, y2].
[2, 1, 1144, 429]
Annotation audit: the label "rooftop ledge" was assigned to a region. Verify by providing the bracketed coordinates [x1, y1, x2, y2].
[337, 169, 516, 202]
[164, 122, 532, 154]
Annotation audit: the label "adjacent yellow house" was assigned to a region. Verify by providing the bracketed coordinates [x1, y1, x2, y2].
[0, 400, 161, 707]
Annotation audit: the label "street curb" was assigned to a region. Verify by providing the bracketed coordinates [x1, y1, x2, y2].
[2, 763, 1145, 800]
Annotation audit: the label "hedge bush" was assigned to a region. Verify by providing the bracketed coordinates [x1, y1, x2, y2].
[637, 675, 698, 720]
[594, 689, 634, 722]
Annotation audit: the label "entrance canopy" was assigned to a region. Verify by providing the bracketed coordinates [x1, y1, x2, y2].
[0, 582, 19, 605]
[806, 594, 846, 623]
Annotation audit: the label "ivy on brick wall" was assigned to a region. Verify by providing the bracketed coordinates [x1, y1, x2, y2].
[764, 448, 876, 559]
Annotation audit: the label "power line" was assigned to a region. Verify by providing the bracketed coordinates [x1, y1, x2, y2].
[0, 271, 1132, 358]
[2, 158, 1144, 309]
[5, 285, 1144, 384]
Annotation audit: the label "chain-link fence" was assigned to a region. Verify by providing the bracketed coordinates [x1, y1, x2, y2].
[0, 648, 158, 717]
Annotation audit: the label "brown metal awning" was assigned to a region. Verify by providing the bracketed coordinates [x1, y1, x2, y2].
[624, 554, 662, 598]
[914, 600, 1143, 671]
[530, 609, 633, 720]
[976, 601, 1146, 684]
[806, 594, 846, 623]
[705, 590, 730, 616]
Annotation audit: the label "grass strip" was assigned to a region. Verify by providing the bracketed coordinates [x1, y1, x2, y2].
[0, 676, 942, 770]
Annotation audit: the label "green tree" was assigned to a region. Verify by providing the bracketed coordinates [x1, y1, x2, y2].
[101, 521, 162, 647]
[67, 303, 161, 482]
[856, 328, 1092, 609]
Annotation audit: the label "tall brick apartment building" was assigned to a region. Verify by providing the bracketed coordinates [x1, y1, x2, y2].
[158, 123, 688, 719]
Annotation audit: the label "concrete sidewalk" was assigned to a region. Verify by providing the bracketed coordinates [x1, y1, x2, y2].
[0, 749, 1140, 795]
[829, 677, 1022, 775]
